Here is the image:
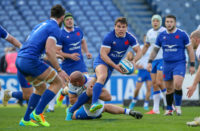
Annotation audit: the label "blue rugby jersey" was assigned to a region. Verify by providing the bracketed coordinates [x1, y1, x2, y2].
[18, 19, 61, 59]
[95, 30, 139, 65]
[58, 26, 84, 65]
[155, 28, 190, 62]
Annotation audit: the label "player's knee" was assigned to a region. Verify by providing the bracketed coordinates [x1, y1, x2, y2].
[86, 87, 93, 97]
[97, 75, 107, 84]
[174, 82, 182, 90]
[166, 87, 173, 93]
[45, 69, 58, 84]
[23, 94, 31, 100]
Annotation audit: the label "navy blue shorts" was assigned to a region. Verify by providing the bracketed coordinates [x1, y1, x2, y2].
[16, 57, 49, 77]
[137, 69, 151, 82]
[151, 59, 163, 73]
[163, 61, 186, 81]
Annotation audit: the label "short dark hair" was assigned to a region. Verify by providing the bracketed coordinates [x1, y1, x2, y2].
[165, 15, 176, 21]
[115, 17, 128, 26]
[51, 4, 65, 18]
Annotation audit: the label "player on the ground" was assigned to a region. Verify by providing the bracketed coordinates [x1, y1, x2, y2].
[65, 17, 142, 120]
[141, 15, 167, 115]
[0, 25, 33, 107]
[16, 5, 69, 127]
[48, 13, 92, 111]
[66, 71, 143, 120]
[147, 14, 195, 116]
[186, 30, 200, 126]
[128, 45, 152, 110]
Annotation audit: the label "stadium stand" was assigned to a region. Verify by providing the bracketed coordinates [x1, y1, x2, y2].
[0, 0, 199, 71]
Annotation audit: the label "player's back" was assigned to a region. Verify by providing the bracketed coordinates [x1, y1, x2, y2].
[18, 19, 61, 59]
[146, 26, 165, 60]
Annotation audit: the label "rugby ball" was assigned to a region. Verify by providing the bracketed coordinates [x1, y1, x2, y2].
[119, 59, 134, 74]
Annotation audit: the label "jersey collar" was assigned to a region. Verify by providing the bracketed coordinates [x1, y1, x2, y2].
[50, 18, 58, 25]
[166, 28, 177, 34]
[64, 27, 74, 33]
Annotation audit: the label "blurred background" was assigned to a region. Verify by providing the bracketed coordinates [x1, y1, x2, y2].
[0, 0, 199, 73]
[0, 0, 200, 105]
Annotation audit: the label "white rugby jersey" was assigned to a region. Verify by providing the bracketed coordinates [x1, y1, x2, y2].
[146, 26, 166, 60]
[196, 44, 200, 61]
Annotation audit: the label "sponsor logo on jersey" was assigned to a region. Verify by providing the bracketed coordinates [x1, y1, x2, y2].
[110, 50, 126, 57]
[164, 44, 177, 52]
[70, 41, 80, 46]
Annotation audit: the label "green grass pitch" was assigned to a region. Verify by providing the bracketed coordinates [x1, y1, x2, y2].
[0, 105, 200, 131]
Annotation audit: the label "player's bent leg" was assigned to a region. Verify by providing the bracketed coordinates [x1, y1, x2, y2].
[22, 87, 33, 100]
[90, 65, 108, 112]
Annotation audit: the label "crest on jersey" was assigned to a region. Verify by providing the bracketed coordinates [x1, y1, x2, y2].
[175, 35, 179, 39]
[125, 40, 129, 45]
[77, 32, 80, 36]
[66, 36, 69, 38]
[113, 41, 116, 45]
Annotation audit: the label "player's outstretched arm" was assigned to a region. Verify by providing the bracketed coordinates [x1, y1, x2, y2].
[186, 44, 195, 75]
[132, 45, 142, 63]
[141, 43, 150, 55]
[81, 39, 92, 59]
[187, 65, 200, 98]
[46, 37, 69, 82]
[6, 34, 22, 48]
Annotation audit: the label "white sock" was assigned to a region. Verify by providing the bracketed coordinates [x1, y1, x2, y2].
[125, 108, 130, 115]
[48, 95, 56, 110]
[144, 101, 149, 107]
[132, 98, 137, 103]
[161, 90, 167, 106]
[153, 93, 160, 112]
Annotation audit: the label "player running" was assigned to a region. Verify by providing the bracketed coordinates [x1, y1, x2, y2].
[128, 45, 152, 111]
[141, 15, 167, 114]
[65, 17, 142, 120]
[147, 15, 195, 116]
[16, 5, 69, 127]
[66, 71, 143, 120]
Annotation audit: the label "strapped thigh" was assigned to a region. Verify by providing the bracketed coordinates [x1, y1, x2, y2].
[44, 68, 57, 84]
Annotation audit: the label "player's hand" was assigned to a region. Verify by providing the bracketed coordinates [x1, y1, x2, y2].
[58, 70, 70, 83]
[56, 54, 64, 61]
[86, 52, 92, 59]
[146, 63, 152, 72]
[189, 66, 195, 75]
[70, 53, 80, 61]
[187, 85, 197, 98]
[115, 64, 126, 74]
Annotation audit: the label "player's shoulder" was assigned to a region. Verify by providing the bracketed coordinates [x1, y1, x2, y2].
[158, 26, 166, 32]
[74, 26, 82, 31]
[176, 28, 188, 35]
[126, 31, 136, 39]
[104, 30, 115, 40]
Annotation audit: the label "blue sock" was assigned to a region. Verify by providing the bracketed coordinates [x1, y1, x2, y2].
[35, 89, 56, 115]
[12, 91, 23, 101]
[66, 95, 69, 106]
[24, 93, 41, 121]
[69, 92, 90, 113]
[174, 90, 182, 106]
[92, 83, 104, 104]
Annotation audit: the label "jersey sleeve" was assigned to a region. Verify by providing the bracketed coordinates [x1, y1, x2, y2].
[0, 25, 9, 39]
[48, 27, 61, 45]
[155, 34, 162, 48]
[127, 32, 139, 48]
[101, 33, 112, 48]
[56, 34, 63, 48]
[183, 31, 190, 47]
